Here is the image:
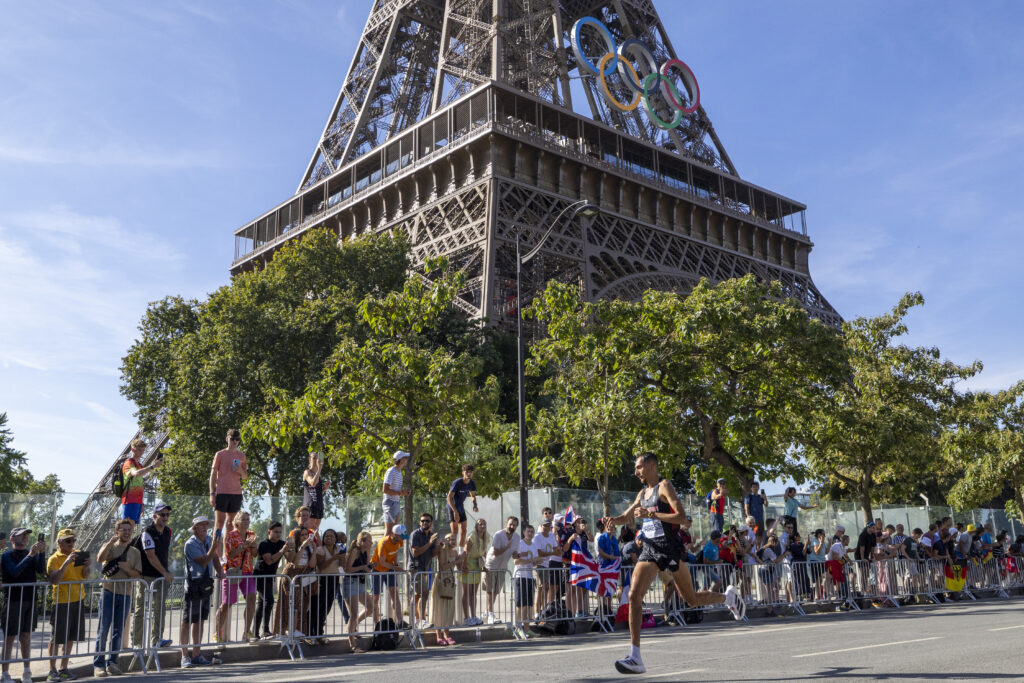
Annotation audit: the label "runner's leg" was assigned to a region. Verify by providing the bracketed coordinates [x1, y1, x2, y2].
[627, 562, 658, 647]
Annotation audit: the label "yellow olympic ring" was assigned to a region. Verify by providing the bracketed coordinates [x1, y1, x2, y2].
[598, 53, 641, 112]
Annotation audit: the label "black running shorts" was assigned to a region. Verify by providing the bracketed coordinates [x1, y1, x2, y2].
[638, 535, 682, 572]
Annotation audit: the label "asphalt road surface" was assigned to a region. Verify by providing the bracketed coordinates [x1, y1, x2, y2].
[132, 599, 1024, 682]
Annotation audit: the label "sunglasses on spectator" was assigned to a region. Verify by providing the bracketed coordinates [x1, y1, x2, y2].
[156, 512, 170, 518]
[420, 519, 432, 524]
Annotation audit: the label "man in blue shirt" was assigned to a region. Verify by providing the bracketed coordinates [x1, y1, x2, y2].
[1, 528, 47, 683]
[743, 482, 767, 544]
[180, 516, 224, 668]
[446, 463, 478, 547]
[700, 530, 723, 591]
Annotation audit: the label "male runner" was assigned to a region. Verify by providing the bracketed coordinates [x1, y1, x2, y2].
[608, 452, 743, 674]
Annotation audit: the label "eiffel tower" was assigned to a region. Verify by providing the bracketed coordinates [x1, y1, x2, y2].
[230, 0, 839, 328]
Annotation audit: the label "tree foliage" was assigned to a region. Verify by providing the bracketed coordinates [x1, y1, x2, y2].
[945, 382, 1024, 519]
[248, 261, 509, 530]
[802, 293, 981, 523]
[119, 229, 409, 496]
[0, 412, 62, 494]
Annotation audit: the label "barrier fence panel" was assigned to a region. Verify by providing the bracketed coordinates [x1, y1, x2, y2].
[0, 578, 148, 674]
[288, 570, 414, 660]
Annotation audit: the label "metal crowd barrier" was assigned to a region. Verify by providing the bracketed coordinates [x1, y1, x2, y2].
[0, 578, 148, 672]
[287, 570, 414, 659]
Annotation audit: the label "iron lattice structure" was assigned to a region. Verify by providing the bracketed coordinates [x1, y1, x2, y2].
[232, 0, 839, 329]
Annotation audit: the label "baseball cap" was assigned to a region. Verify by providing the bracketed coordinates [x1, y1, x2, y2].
[553, 513, 564, 524]
[9, 527, 31, 538]
[737, 523, 749, 532]
[153, 501, 171, 514]
[540, 518, 552, 526]
[716, 478, 726, 484]
[392, 450, 410, 463]
[192, 515, 211, 527]
[57, 528, 76, 541]
[393, 524, 408, 539]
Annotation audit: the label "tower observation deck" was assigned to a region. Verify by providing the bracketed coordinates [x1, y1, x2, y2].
[230, 0, 838, 328]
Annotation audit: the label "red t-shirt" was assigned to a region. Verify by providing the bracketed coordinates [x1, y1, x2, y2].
[121, 458, 145, 505]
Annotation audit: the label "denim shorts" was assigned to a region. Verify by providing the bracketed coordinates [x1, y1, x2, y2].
[382, 499, 401, 523]
[372, 572, 397, 594]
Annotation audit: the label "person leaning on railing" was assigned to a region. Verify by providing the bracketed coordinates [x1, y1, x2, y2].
[131, 502, 174, 653]
[1, 527, 47, 683]
[94, 518, 141, 678]
[341, 531, 373, 653]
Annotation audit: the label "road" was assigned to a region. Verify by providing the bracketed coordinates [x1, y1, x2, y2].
[131, 599, 1024, 682]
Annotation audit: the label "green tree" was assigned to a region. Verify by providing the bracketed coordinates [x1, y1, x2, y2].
[0, 412, 63, 494]
[250, 262, 508, 530]
[945, 381, 1024, 518]
[802, 293, 981, 523]
[119, 229, 409, 497]
[527, 283, 678, 516]
[622, 275, 845, 494]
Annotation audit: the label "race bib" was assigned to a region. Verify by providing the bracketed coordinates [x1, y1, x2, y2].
[641, 509, 664, 538]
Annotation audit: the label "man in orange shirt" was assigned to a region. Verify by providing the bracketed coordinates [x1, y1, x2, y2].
[370, 524, 407, 625]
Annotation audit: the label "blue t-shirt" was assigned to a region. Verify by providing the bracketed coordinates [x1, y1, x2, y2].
[448, 478, 476, 511]
[702, 540, 720, 563]
[784, 497, 799, 518]
[184, 535, 212, 580]
[745, 493, 765, 520]
[597, 532, 620, 567]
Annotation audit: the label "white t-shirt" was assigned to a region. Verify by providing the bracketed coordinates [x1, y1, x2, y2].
[383, 466, 403, 502]
[828, 542, 845, 562]
[534, 531, 560, 568]
[514, 537, 541, 579]
[485, 530, 519, 571]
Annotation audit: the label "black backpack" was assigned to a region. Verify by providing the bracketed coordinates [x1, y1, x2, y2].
[111, 458, 128, 498]
[536, 600, 575, 636]
[681, 608, 704, 625]
[372, 619, 399, 651]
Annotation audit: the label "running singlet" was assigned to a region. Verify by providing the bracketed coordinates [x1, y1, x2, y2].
[640, 481, 677, 540]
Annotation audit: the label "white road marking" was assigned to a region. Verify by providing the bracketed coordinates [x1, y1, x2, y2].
[639, 669, 706, 679]
[318, 667, 387, 677]
[710, 623, 822, 637]
[793, 636, 941, 658]
[468, 642, 624, 662]
[988, 624, 1024, 632]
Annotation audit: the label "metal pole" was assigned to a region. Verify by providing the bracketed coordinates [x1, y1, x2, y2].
[517, 232, 529, 530]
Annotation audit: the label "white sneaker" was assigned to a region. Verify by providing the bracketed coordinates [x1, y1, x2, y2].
[614, 655, 646, 674]
[1, 674, 14, 683]
[724, 585, 744, 621]
[21, 671, 31, 683]
[485, 613, 496, 625]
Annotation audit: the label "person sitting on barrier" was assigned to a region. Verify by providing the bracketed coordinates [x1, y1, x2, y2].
[534, 518, 561, 614]
[310, 528, 343, 645]
[483, 516, 519, 625]
[2, 528, 47, 683]
[94, 518, 141, 678]
[410, 513, 439, 631]
[181, 516, 224, 668]
[253, 521, 286, 640]
[342, 532, 373, 652]
[461, 518, 489, 625]
[46, 528, 91, 682]
[370, 524, 406, 627]
[432, 533, 463, 645]
[446, 464, 478, 548]
[215, 511, 258, 644]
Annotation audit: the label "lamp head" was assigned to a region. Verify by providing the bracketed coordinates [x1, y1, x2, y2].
[575, 204, 600, 218]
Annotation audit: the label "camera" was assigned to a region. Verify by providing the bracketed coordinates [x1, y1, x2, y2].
[73, 550, 90, 566]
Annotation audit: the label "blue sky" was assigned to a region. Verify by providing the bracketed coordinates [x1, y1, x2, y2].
[1, 2, 1022, 495]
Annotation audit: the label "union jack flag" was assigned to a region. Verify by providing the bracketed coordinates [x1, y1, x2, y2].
[569, 542, 620, 597]
[563, 504, 576, 527]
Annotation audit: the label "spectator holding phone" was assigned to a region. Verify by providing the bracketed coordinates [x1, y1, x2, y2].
[94, 518, 141, 677]
[303, 452, 330, 533]
[216, 511, 259, 643]
[47, 528, 91, 682]
[1, 527, 47, 683]
[210, 428, 247, 545]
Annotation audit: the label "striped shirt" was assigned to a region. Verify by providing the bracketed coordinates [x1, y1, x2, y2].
[383, 465, 403, 502]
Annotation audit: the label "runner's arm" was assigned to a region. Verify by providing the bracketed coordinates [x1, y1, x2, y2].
[606, 490, 642, 527]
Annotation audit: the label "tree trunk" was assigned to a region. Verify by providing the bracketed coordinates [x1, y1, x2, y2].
[858, 472, 874, 525]
[701, 417, 753, 490]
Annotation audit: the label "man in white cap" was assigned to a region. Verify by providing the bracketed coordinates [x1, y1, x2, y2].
[1, 527, 46, 683]
[382, 450, 410, 537]
[180, 516, 224, 668]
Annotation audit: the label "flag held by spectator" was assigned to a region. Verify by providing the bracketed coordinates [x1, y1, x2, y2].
[564, 505, 576, 527]
[569, 542, 619, 597]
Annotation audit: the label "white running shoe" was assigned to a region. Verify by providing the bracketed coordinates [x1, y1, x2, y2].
[724, 585, 743, 621]
[614, 655, 646, 674]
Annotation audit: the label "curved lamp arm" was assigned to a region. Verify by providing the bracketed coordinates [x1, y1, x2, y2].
[520, 200, 600, 264]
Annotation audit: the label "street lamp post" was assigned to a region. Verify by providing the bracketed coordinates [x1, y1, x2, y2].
[516, 200, 601, 529]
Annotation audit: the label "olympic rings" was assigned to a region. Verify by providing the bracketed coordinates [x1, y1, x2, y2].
[571, 17, 700, 130]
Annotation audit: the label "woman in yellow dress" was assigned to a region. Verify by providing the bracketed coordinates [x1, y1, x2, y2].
[461, 518, 489, 625]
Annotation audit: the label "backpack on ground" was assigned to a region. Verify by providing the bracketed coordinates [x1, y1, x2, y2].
[534, 599, 575, 636]
[681, 608, 704, 625]
[111, 458, 128, 498]
[372, 618, 399, 651]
